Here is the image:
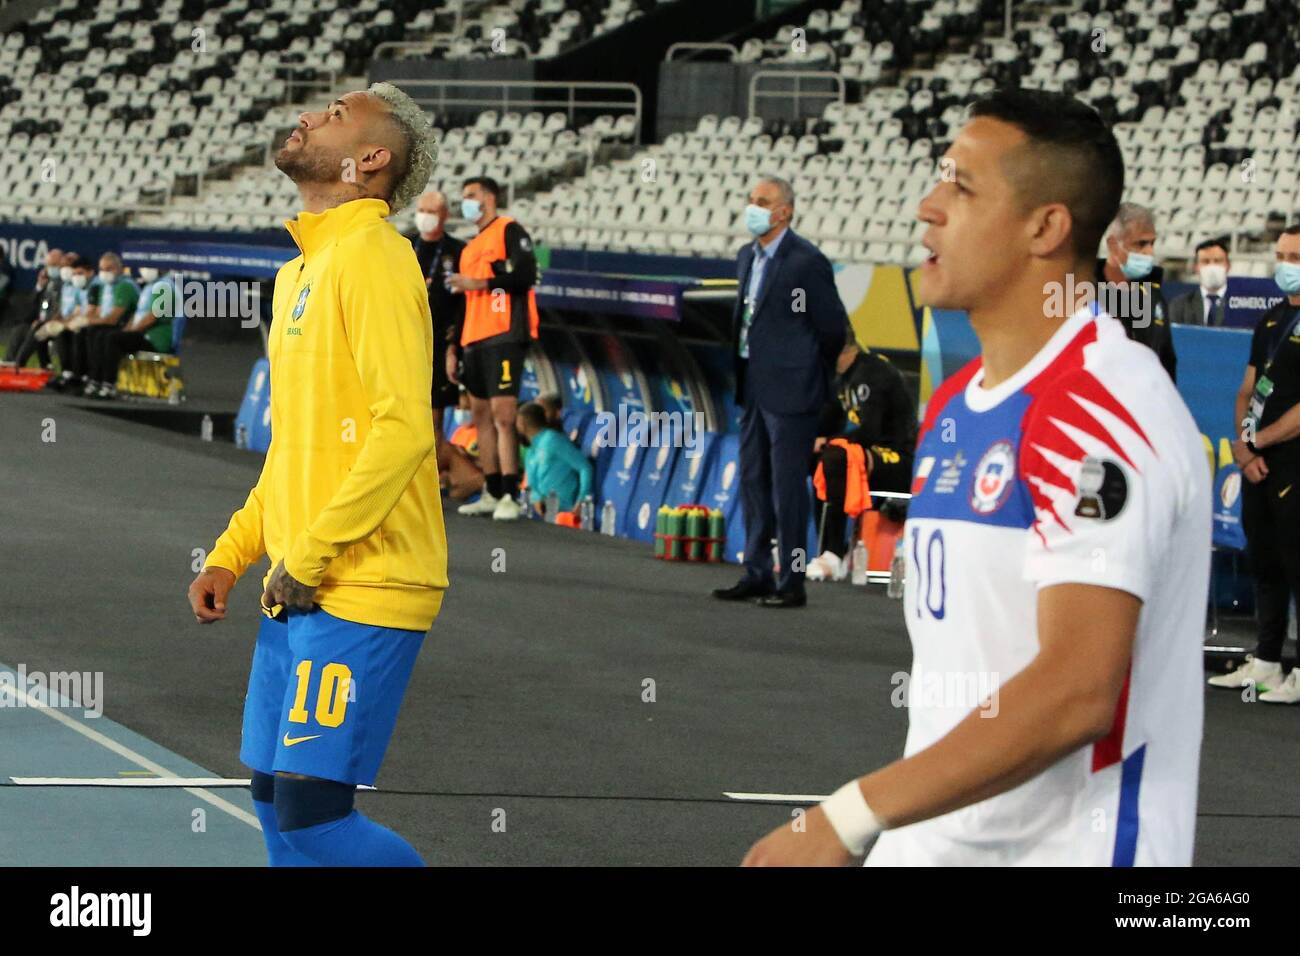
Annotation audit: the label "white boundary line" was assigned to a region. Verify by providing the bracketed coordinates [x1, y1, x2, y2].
[0, 680, 261, 829]
[9, 777, 377, 791]
[10, 777, 251, 787]
[724, 791, 829, 803]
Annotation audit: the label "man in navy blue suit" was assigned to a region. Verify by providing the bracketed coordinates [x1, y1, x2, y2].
[713, 175, 847, 608]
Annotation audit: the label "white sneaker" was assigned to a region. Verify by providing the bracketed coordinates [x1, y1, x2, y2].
[1207, 657, 1284, 690]
[492, 495, 522, 521]
[457, 491, 499, 516]
[1260, 669, 1300, 704]
[806, 550, 847, 582]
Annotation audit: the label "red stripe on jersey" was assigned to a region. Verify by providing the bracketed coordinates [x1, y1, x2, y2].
[1092, 665, 1132, 772]
[1019, 319, 1156, 543]
[1021, 321, 1153, 464]
[917, 357, 981, 446]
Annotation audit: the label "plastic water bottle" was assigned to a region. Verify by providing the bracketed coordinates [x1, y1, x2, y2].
[545, 490, 559, 523]
[235, 423, 248, 449]
[200, 413, 213, 442]
[887, 539, 906, 599]
[580, 495, 595, 530]
[850, 539, 869, 586]
[600, 500, 616, 536]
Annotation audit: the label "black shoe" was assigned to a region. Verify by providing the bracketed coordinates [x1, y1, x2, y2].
[756, 591, 807, 609]
[712, 579, 774, 601]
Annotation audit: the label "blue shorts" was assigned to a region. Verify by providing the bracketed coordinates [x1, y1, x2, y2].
[239, 605, 425, 787]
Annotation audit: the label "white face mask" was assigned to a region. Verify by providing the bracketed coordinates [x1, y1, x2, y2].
[71, 274, 88, 289]
[415, 212, 440, 234]
[99, 270, 116, 285]
[1199, 263, 1227, 291]
[138, 267, 159, 282]
[59, 267, 73, 282]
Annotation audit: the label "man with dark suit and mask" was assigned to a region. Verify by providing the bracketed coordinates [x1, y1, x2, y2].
[1170, 237, 1230, 327]
[712, 174, 846, 609]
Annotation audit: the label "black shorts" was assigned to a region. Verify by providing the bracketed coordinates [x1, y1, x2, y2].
[461, 340, 526, 400]
[817, 439, 914, 497]
[431, 345, 458, 410]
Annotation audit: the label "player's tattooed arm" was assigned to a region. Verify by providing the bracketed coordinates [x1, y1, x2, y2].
[263, 559, 317, 611]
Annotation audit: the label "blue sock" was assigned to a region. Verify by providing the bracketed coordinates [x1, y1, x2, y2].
[281, 810, 425, 867]
[251, 799, 319, 867]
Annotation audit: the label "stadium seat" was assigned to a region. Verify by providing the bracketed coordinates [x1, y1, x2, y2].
[576, 417, 618, 510]
[562, 408, 595, 444]
[624, 443, 680, 543]
[662, 431, 720, 509]
[697, 433, 743, 563]
[503, 0, 1300, 271]
[550, 361, 599, 413]
[597, 443, 648, 536]
[234, 358, 271, 450]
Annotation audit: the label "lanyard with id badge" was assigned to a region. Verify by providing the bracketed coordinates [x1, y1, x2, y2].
[1246, 309, 1300, 437]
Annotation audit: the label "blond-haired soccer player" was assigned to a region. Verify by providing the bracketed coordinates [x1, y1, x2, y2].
[187, 83, 443, 866]
[744, 88, 1209, 867]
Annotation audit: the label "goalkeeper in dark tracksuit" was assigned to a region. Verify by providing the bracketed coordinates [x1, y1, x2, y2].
[807, 338, 916, 581]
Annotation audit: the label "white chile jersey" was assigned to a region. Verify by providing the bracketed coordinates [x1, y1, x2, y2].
[866, 306, 1210, 866]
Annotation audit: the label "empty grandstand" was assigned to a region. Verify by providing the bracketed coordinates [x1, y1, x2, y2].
[2, 0, 1296, 269]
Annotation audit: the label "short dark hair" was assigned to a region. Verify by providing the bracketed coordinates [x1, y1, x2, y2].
[1194, 236, 1230, 258]
[968, 87, 1124, 260]
[463, 176, 501, 201]
[537, 392, 563, 413]
[1283, 223, 1300, 237]
[517, 401, 548, 431]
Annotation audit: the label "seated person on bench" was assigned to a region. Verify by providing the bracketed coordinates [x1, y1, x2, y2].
[516, 401, 592, 517]
[440, 389, 485, 501]
[808, 337, 917, 581]
[88, 267, 176, 400]
[48, 253, 138, 395]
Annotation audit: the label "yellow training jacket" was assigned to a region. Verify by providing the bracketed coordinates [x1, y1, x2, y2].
[205, 198, 448, 631]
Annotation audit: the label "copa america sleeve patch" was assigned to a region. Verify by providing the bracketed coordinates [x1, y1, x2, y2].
[1073, 456, 1128, 521]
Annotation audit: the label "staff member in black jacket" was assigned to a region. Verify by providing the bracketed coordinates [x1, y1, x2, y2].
[712, 174, 846, 608]
[412, 189, 465, 418]
[806, 338, 916, 581]
[2, 247, 62, 370]
[1095, 201, 1177, 381]
[1212, 224, 1300, 702]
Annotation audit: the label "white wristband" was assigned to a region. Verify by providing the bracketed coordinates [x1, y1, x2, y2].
[820, 781, 882, 856]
